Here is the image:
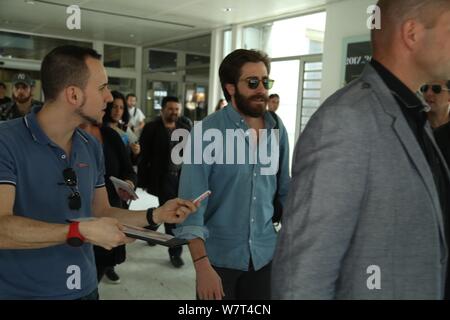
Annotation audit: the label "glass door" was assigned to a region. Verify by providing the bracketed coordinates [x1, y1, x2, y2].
[184, 82, 208, 122]
[145, 80, 178, 120]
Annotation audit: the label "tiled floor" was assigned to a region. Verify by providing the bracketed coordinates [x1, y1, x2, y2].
[98, 188, 196, 300]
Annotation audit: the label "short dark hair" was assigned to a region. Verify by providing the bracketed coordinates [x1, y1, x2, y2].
[269, 93, 279, 99]
[0, 82, 6, 89]
[126, 93, 136, 100]
[219, 49, 271, 101]
[162, 96, 179, 108]
[40, 45, 102, 102]
[103, 90, 130, 128]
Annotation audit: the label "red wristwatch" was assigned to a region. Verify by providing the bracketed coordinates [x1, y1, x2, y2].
[67, 222, 85, 247]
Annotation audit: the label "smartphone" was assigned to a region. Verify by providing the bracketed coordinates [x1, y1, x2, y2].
[193, 190, 211, 204]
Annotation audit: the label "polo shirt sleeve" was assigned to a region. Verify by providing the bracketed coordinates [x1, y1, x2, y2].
[0, 139, 17, 186]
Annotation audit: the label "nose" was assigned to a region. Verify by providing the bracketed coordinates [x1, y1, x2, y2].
[105, 88, 113, 103]
[424, 87, 435, 98]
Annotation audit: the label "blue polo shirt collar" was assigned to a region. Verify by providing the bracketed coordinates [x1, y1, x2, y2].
[24, 105, 90, 146]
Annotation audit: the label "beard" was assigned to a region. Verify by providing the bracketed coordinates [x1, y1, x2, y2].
[75, 96, 101, 126]
[234, 88, 268, 118]
[13, 92, 32, 104]
[163, 113, 178, 123]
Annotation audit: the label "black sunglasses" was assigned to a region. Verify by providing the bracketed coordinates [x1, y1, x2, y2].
[61, 167, 81, 210]
[420, 84, 450, 95]
[241, 77, 275, 90]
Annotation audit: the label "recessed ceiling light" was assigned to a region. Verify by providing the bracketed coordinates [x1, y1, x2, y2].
[25, 0, 35, 4]
[223, 8, 232, 12]
[129, 34, 135, 38]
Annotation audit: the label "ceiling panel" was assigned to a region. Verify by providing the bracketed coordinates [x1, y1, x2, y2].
[0, 0, 339, 46]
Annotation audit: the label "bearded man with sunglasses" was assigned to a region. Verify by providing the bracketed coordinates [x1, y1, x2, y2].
[174, 49, 290, 300]
[0, 45, 197, 300]
[273, 0, 450, 299]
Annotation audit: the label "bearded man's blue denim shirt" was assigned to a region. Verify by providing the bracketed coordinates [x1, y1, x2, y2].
[174, 105, 290, 271]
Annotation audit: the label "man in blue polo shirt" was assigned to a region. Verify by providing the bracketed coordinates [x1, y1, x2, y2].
[0, 45, 197, 300]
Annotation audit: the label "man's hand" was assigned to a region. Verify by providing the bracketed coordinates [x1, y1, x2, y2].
[153, 198, 198, 224]
[79, 217, 134, 250]
[195, 258, 225, 300]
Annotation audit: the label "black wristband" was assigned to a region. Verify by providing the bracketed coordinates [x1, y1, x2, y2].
[146, 207, 160, 228]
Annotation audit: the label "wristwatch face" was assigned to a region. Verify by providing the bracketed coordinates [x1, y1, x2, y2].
[67, 237, 83, 247]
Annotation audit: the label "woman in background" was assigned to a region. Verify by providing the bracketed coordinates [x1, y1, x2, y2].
[103, 91, 141, 166]
[80, 118, 137, 284]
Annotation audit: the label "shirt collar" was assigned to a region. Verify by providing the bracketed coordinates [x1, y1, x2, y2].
[24, 105, 90, 145]
[224, 104, 276, 129]
[370, 59, 424, 110]
[370, 59, 428, 127]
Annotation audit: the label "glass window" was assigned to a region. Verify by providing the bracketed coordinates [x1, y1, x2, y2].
[186, 66, 209, 78]
[0, 31, 92, 61]
[148, 50, 177, 71]
[108, 77, 136, 96]
[242, 12, 326, 58]
[155, 35, 211, 55]
[223, 30, 232, 58]
[104, 45, 135, 69]
[185, 83, 208, 122]
[186, 54, 210, 66]
[145, 80, 178, 118]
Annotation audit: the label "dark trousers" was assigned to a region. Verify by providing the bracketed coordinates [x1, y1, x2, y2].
[210, 260, 272, 300]
[158, 172, 182, 258]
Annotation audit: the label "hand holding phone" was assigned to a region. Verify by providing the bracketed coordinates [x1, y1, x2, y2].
[193, 190, 211, 205]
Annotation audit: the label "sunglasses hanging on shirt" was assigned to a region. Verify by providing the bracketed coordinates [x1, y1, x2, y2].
[60, 167, 82, 210]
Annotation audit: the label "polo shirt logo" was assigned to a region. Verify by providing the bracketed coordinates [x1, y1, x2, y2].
[76, 162, 89, 168]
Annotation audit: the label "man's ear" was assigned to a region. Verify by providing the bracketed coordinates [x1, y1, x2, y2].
[401, 19, 423, 51]
[225, 83, 235, 98]
[65, 86, 82, 106]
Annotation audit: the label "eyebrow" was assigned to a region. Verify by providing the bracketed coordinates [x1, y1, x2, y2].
[244, 76, 269, 79]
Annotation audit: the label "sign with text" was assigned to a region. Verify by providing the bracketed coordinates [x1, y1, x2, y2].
[344, 41, 372, 85]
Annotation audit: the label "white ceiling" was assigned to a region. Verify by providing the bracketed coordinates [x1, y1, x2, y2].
[0, 0, 339, 46]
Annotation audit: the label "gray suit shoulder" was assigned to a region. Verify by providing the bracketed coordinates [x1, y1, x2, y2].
[322, 78, 375, 112]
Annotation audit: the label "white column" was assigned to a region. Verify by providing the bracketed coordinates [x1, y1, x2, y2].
[135, 46, 143, 107]
[207, 28, 224, 115]
[231, 24, 243, 50]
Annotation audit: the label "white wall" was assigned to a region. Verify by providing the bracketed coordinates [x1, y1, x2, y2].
[320, 0, 376, 101]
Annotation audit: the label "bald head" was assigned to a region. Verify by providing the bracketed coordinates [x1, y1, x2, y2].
[371, 0, 450, 53]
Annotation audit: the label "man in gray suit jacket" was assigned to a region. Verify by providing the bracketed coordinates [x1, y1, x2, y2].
[272, 0, 450, 299]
